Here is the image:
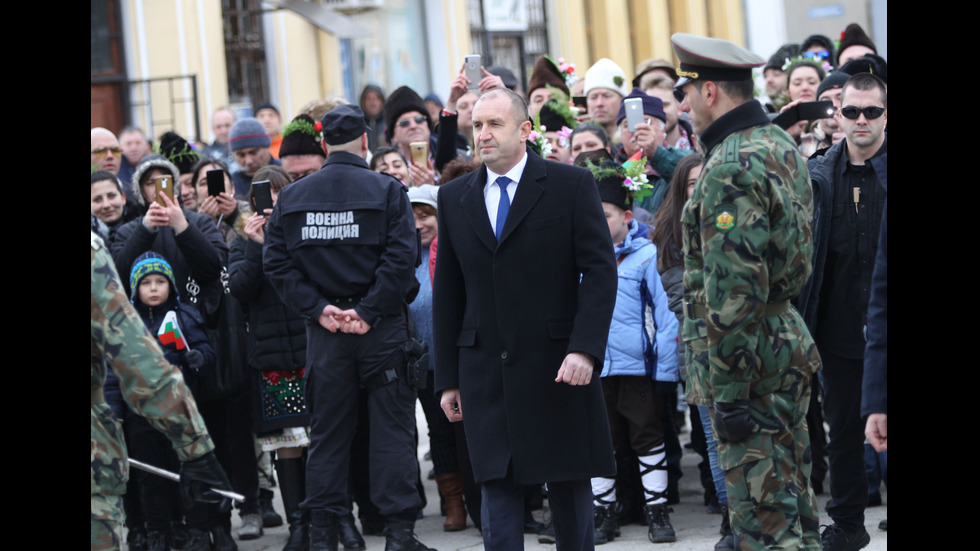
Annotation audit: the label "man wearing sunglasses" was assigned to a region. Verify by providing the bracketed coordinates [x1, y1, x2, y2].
[797, 71, 887, 551]
[93, 127, 145, 219]
[671, 32, 822, 551]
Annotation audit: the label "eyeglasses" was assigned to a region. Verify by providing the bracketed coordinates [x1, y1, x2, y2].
[92, 146, 122, 157]
[397, 115, 428, 128]
[839, 106, 886, 120]
[804, 49, 831, 60]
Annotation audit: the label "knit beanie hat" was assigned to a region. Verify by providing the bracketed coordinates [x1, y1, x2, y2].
[158, 131, 200, 175]
[616, 87, 667, 126]
[131, 154, 181, 207]
[836, 23, 877, 66]
[229, 117, 272, 151]
[528, 55, 570, 97]
[129, 251, 178, 303]
[279, 114, 326, 158]
[383, 86, 433, 142]
[816, 71, 850, 100]
[584, 58, 629, 98]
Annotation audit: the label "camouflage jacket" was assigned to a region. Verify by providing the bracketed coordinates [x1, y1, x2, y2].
[91, 232, 214, 497]
[681, 102, 821, 405]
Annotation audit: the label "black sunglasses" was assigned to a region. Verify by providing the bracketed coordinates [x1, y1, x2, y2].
[839, 106, 885, 120]
[398, 115, 428, 128]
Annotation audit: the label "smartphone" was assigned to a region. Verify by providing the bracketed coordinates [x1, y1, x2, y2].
[252, 180, 273, 216]
[206, 169, 225, 197]
[410, 141, 429, 166]
[154, 175, 174, 207]
[572, 95, 588, 109]
[464, 54, 481, 90]
[798, 100, 835, 121]
[773, 100, 835, 130]
[624, 97, 644, 132]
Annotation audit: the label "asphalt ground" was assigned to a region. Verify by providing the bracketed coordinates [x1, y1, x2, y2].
[130, 402, 887, 550]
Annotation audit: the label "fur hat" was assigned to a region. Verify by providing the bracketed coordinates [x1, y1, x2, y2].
[383, 86, 432, 142]
[839, 53, 887, 83]
[528, 56, 569, 97]
[765, 43, 801, 72]
[229, 117, 272, 151]
[131, 154, 181, 207]
[279, 114, 326, 158]
[836, 23, 877, 66]
[590, 160, 632, 211]
[158, 131, 200, 175]
[584, 58, 629, 98]
[537, 100, 578, 134]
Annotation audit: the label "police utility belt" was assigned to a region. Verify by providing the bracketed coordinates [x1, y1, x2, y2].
[684, 299, 789, 319]
[331, 296, 428, 393]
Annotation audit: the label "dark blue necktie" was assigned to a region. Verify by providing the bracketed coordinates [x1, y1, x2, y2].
[495, 176, 512, 241]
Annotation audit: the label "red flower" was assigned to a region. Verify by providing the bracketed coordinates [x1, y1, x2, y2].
[314, 121, 322, 132]
[265, 371, 281, 385]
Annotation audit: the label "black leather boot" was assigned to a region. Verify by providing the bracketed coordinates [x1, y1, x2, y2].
[715, 504, 734, 550]
[309, 510, 339, 551]
[383, 519, 436, 551]
[338, 512, 366, 551]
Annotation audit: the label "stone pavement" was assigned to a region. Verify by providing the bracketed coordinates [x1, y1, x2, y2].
[146, 403, 888, 550]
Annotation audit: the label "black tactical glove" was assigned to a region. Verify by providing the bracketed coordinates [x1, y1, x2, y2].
[183, 349, 205, 372]
[180, 451, 233, 512]
[713, 400, 758, 443]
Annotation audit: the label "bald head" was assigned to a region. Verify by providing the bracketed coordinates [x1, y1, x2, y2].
[91, 127, 121, 175]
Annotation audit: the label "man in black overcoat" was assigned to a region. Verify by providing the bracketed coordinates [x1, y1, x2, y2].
[433, 87, 618, 551]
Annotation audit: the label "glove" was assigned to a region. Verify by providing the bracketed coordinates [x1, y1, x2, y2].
[179, 451, 233, 512]
[713, 400, 758, 443]
[183, 349, 205, 372]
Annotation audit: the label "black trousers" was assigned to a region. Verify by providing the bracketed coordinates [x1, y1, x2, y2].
[198, 389, 262, 526]
[302, 313, 422, 519]
[820, 349, 868, 532]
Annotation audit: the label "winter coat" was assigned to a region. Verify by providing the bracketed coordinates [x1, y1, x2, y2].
[601, 220, 678, 382]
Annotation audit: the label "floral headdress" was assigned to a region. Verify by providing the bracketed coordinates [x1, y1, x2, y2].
[781, 54, 832, 77]
[546, 55, 580, 88]
[282, 116, 324, 144]
[584, 157, 653, 207]
[528, 110, 553, 159]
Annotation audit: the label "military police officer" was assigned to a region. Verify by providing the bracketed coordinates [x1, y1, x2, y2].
[262, 105, 435, 551]
[671, 33, 823, 551]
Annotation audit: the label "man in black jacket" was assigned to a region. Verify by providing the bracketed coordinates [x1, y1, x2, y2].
[797, 72, 887, 551]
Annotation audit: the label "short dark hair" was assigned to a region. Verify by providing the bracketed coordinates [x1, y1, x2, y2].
[569, 124, 612, 152]
[696, 79, 755, 104]
[842, 72, 887, 109]
[91, 170, 123, 193]
[370, 146, 407, 171]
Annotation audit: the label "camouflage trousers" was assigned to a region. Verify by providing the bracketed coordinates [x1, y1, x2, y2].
[91, 493, 124, 550]
[715, 369, 821, 551]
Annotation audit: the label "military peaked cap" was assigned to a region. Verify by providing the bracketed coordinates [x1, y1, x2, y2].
[670, 33, 766, 90]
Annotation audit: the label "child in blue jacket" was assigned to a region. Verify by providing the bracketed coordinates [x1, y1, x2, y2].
[587, 159, 679, 545]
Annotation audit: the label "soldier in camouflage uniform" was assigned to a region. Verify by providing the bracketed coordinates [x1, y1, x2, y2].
[671, 34, 823, 551]
[91, 231, 232, 550]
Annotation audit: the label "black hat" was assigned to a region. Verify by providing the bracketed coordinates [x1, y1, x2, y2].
[616, 88, 667, 126]
[839, 54, 887, 83]
[836, 23, 877, 66]
[765, 43, 801, 72]
[280, 114, 326, 158]
[537, 100, 578, 134]
[320, 105, 370, 146]
[486, 65, 520, 90]
[800, 34, 835, 65]
[816, 71, 850, 100]
[158, 131, 200, 174]
[383, 86, 432, 142]
[590, 160, 632, 211]
[254, 102, 280, 116]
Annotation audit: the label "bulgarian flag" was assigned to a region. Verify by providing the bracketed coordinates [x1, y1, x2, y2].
[158, 310, 188, 350]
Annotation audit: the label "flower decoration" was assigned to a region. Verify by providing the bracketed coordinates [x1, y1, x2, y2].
[546, 55, 580, 88]
[781, 54, 832, 75]
[584, 157, 653, 205]
[283, 116, 324, 144]
[556, 125, 572, 149]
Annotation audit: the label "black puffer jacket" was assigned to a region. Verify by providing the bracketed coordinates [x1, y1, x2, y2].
[227, 226, 306, 372]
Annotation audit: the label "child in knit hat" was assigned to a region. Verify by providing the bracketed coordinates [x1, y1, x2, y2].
[125, 250, 217, 550]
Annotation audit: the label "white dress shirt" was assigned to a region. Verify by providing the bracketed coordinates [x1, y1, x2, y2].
[484, 152, 528, 236]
